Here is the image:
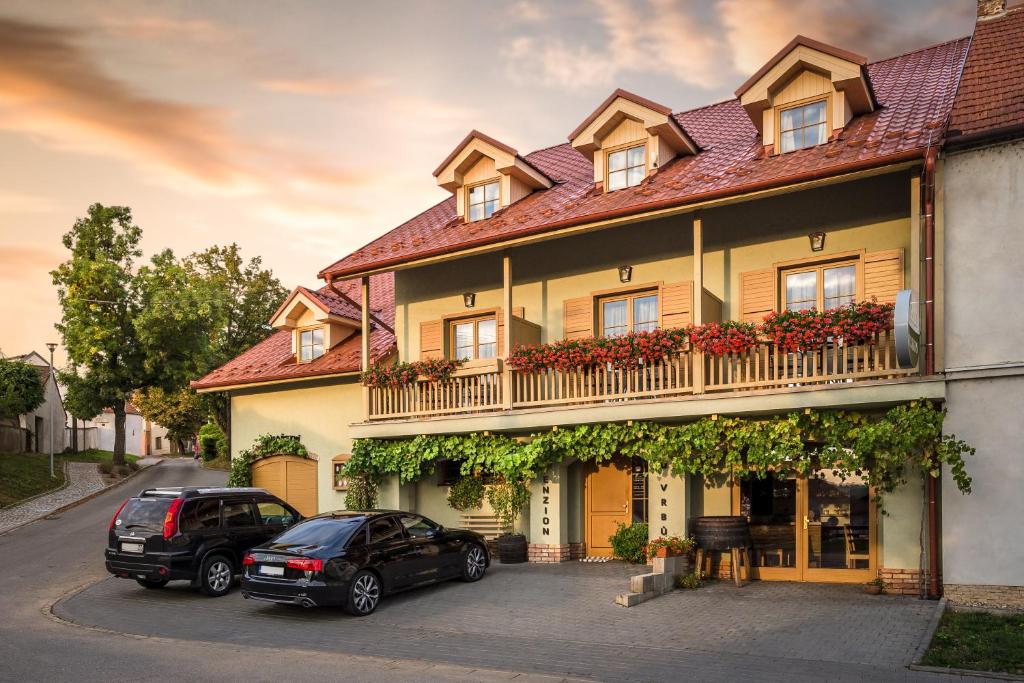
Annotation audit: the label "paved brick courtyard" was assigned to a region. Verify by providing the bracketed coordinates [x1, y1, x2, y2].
[57, 560, 961, 682]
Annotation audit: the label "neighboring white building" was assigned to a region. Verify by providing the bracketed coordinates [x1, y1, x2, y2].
[2, 351, 67, 454]
[79, 402, 179, 456]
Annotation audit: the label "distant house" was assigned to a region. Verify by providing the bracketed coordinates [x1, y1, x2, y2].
[79, 402, 179, 456]
[2, 351, 67, 454]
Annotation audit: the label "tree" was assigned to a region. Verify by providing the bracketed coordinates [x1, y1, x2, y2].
[184, 244, 287, 436]
[132, 387, 205, 454]
[0, 359, 45, 420]
[51, 204, 145, 466]
[59, 366, 106, 453]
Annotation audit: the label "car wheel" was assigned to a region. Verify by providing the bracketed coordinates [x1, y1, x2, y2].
[135, 578, 168, 589]
[345, 570, 381, 616]
[199, 554, 234, 597]
[460, 544, 487, 582]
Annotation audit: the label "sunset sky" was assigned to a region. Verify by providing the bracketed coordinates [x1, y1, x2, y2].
[0, 0, 975, 366]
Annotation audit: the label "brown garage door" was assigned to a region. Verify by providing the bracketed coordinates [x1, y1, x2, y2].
[251, 455, 319, 517]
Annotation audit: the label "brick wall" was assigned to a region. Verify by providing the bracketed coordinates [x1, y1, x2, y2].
[945, 584, 1024, 609]
[879, 567, 926, 596]
[528, 543, 571, 563]
[569, 542, 586, 560]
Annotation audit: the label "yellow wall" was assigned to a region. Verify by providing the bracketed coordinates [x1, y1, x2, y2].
[394, 172, 911, 360]
[231, 377, 362, 513]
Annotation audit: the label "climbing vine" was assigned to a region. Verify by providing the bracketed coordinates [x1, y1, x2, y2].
[343, 401, 974, 509]
[227, 433, 309, 487]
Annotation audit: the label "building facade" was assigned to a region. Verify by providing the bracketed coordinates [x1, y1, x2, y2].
[194, 2, 1023, 604]
[1, 351, 67, 455]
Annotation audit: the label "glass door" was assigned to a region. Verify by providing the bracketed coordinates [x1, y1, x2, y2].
[801, 470, 875, 582]
[736, 473, 800, 581]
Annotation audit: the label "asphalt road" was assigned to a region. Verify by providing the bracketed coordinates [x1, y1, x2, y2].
[0, 458, 570, 683]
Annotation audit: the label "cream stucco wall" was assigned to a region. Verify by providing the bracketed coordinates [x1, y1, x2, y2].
[231, 377, 362, 513]
[394, 172, 911, 361]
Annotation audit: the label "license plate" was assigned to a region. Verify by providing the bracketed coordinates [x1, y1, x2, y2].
[259, 565, 284, 577]
[121, 542, 144, 554]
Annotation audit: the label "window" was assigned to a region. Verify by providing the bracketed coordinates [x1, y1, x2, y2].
[606, 144, 646, 191]
[600, 291, 659, 337]
[155, 436, 162, 450]
[256, 502, 296, 527]
[399, 514, 438, 539]
[222, 501, 256, 528]
[779, 99, 828, 153]
[368, 516, 403, 544]
[451, 316, 497, 360]
[784, 262, 857, 312]
[299, 328, 324, 362]
[468, 180, 500, 221]
[181, 499, 220, 531]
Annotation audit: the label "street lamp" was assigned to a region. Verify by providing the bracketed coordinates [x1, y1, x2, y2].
[46, 343, 57, 478]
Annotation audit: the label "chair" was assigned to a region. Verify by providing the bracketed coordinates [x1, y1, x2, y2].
[844, 525, 869, 569]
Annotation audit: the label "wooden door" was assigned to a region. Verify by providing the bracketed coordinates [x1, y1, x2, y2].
[585, 459, 631, 557]
[252, 455, 319, 518]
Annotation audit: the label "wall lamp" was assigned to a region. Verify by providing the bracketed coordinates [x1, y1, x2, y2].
[463, 292, 476, 308]
[618, 265, 633, 283]
[809, 231, 826, 252]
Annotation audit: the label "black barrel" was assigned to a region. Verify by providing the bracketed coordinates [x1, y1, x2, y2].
[691, 516, 751, 550]
[497, 533, 528, 563]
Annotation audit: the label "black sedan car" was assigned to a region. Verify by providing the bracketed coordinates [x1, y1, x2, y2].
[240, 510, 489, 615]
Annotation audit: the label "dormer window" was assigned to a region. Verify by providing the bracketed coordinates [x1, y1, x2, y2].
[779, 99, 828, 153]
[299, 327, 324, 362]
[607, 144, 646, 191]
[467, 180, 500, 221]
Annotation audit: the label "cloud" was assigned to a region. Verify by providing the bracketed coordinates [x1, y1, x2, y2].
[718, 0, 972, 74]
[99, 15, 228, 42]
[0, 243, 63, 281]
[503, 0, 726, 90]
[0, 190, 57, 214]
[507, 0, 548, 22]
[259, 76, 388, 97]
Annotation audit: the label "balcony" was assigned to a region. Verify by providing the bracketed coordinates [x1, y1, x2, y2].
[364, 329, 914, 423]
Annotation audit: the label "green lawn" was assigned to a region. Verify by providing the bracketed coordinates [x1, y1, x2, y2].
[0, 449, 140, 509]
[0, 452, 66, 508]
[922, 610, 1024, 674]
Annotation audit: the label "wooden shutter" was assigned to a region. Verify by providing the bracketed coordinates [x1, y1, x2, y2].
[563, 297, 594, 339]
[420, 320, 442, 360]
[864, 249, 904, 304]
[740, 268, 775, 323]
[495, 307, 525, 356]
[660, 280, 693, 328]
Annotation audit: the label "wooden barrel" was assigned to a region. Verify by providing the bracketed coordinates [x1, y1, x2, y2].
[692, 516, 751, 550]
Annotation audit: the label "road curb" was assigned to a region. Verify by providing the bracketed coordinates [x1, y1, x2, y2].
[908, 664, 1024, 681]
[0, 460, 163, 538]
[911, 596, 947, 664]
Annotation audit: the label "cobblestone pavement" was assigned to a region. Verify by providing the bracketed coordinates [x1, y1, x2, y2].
[0, 461, 109, 534]
[57, 560, 972, 682]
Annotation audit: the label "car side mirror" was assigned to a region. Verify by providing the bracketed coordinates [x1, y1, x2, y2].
[427, 527, 443, 538]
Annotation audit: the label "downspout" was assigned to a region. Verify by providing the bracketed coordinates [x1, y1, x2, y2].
[923, 141, 940, 599]
[327, 276, 394, 336]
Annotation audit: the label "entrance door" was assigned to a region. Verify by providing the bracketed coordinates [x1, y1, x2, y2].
[584, 459, 631, 557]
[735, 471, 875, 582]
[252, 455, 319, 517]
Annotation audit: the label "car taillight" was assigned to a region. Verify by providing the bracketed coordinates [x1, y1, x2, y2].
[162, 498, 184, 539]
[242, 553, 255, 566]
[285, 557, 323, 572]
[109, 498, 129, 530]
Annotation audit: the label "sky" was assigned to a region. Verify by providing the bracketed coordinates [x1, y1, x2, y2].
[0, 0, 976, 367]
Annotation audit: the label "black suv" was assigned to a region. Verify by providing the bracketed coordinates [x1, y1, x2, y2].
[105, 487, 301, 597]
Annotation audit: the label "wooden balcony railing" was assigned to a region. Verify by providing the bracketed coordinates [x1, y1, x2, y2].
[366, 360, 504, 420]
[364, 330, 913, 421]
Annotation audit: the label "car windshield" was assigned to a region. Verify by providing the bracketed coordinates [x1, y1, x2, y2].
[268, 517, 362, 549]
[117, 498, 172, 531]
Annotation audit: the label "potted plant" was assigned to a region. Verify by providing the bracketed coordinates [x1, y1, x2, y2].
[647, 535, 695, 558]
[864, 577, 885, 595]
[487, 477, 531, 563]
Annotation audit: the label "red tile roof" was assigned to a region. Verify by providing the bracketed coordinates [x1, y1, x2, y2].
[948, 4, 1024, 143]
[191, 273, 394, 390]
[319, 37, 970, 281]
[734, 35, 869, 98]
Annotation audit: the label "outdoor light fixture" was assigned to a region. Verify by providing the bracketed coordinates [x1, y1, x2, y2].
[463, 292, 476, 308]
[618, 265, 633, 283]
[809, 231, 826, 252]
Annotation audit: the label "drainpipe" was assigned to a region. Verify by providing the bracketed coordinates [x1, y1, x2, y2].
[327, 276, 394, 335]
[923, 142, 940, 599]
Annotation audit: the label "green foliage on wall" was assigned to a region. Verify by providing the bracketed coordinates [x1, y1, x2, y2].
[344, 401, 974, 507]
[227, 433, 308, 487]
[447, 476, 486, 511]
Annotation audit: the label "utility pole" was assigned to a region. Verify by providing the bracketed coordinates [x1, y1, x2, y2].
[46, 343, 57, 478]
